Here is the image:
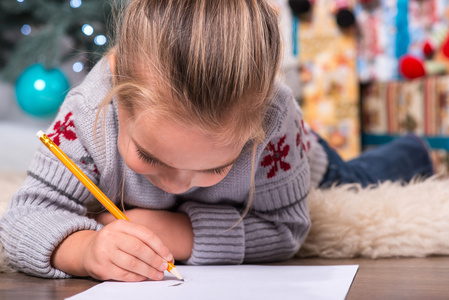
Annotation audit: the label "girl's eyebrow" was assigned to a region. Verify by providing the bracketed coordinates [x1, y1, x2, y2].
[133, 140, 239, 172]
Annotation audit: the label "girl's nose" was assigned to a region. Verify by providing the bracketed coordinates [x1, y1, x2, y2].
[160, 170, 193, 194]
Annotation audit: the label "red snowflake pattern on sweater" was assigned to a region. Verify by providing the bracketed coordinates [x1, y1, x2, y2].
[47, 112, 77, 146]
[294, 119, 304, 158]
[261, 135, 291, 179]
[81, 152, 99, 175]
[301, 120, 311, 152]
[295, 119, 301, 148]
[295, 119, 312, 156]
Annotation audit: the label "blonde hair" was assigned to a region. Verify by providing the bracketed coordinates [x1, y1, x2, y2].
[99, 0, 281, 216]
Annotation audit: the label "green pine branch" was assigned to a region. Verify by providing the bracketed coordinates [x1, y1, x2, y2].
[0, 0, 119, 82]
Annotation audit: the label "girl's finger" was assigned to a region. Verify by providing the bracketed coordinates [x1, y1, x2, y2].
[112, 247, 166, 281]
[113, 231, 169, 273]
[112, 220, 173, 262]
[99, 261, 149, 282]
[94, 212, 116, 225]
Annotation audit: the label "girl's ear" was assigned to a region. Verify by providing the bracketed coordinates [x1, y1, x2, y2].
[109, 52, 116, 75]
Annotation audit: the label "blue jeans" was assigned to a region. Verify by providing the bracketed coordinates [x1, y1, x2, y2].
[318, 134, 434, 188]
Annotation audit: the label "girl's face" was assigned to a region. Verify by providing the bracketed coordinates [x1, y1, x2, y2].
[117, 107, 245, 194]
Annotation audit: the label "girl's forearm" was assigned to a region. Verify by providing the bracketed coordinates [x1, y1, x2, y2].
[148, 211, 193, 260]
[116, 209, 194, 260]
[51, 230, 96, 277]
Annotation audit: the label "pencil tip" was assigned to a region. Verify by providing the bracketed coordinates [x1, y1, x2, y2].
[170, 267, 184, 281]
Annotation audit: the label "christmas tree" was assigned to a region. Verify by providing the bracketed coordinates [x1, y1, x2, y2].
[0, 0, 116, 83]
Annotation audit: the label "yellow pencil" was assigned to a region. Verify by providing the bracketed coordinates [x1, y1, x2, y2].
[37, 130, 183, 281]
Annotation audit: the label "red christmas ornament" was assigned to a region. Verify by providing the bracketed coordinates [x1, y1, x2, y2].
[422, 24, 449, 59]
[442, 35, 449, 58]
[422, 41, 434, 58]
[399, 55, 426, 79]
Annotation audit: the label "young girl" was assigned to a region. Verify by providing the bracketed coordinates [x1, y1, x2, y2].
[0, 0, 433, 282]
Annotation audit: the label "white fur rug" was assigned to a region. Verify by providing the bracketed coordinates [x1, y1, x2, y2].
[1, 173, 449, 273]
[297, 178, 449, 258]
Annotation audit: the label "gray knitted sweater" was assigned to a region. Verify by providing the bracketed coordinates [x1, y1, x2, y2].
[0, 59, 328, 278]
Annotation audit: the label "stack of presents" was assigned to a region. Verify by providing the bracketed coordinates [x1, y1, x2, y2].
[358, 0, 449, 175]
[281, 0, 449, 174]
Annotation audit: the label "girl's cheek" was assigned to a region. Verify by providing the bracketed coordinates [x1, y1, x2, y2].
[125, 157, 155, 175]
[194, 173, 229, 187]
[117, 145, 152, 175]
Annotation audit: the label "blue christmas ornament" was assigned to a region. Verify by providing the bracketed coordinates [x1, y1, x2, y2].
[15, 64, 70, 118]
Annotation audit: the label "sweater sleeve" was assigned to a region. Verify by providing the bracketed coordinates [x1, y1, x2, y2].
[178, 162, 311, 265]
[0, 97, 104, 278]
[177, 86, 312, 265]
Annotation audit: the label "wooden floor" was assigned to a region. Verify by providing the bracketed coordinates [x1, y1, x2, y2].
[290, 256, 449, 300]
[1, 256, 448, 299]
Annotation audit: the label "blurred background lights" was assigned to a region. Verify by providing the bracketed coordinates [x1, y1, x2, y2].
[33, 79, 46, 91]
[72, 62, 84, 73]
[94, 35, 107, 46]
[82, 24, 94, 36]
[17, 0, 24, 2]
[20, 25, 31, 36]
[70, 0, 82, 8]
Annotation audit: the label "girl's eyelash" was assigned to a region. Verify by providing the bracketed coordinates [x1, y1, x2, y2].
[136, 149, 160, 165]
[136, 148, 229, 175]
[201, 167, 228, 176]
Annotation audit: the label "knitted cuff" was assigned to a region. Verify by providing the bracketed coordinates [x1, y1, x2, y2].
[2, 210, 102, 278]
[177, 202, 245, 265]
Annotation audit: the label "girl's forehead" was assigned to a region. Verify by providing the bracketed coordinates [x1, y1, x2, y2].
[137, 107, 246, 145]
[134, 115, 234, 148]
[118, 99, 251, 158]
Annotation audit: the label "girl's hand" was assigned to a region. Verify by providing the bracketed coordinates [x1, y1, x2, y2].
[95, 209, 193, 261]
[51, 220, 173, 282]
[94, 210, 117, 225]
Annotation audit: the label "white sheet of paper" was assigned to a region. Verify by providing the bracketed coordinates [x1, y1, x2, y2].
[66, 265, 359, 300]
